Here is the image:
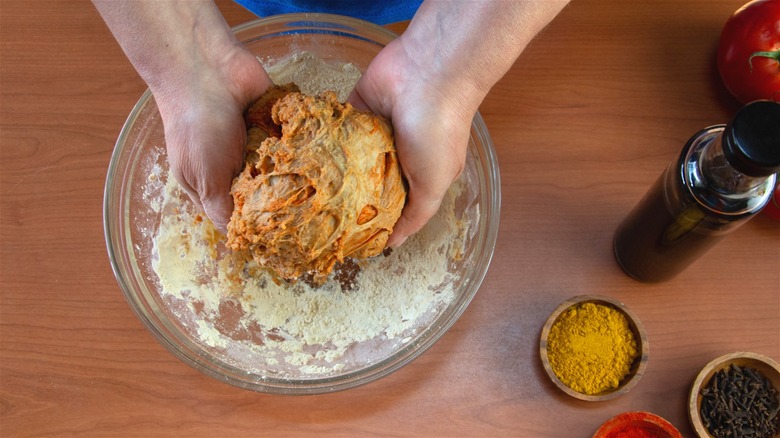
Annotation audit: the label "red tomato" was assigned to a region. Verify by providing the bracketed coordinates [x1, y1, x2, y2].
[762, 182, 780, 220]
[717, 0, 780, 104]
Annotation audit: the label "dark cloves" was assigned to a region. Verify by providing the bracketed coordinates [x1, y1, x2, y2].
[699, 364, 780, 438]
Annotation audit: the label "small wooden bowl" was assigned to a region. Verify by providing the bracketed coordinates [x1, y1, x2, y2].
[688, 352, 780, 438]
[593, 411, 682, 438]
[539, 295, 649, 401]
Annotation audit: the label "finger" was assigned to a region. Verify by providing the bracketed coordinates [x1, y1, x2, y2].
[170, 166, 205, 212]
[346, 88, 370, 112]
[201, 189, 233, 233]
[387, 187, 444, 248]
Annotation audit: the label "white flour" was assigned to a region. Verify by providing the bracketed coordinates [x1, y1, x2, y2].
[148, 52, 474, 378]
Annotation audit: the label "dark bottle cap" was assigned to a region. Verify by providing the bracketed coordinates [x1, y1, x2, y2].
[723, 100, 780, 177]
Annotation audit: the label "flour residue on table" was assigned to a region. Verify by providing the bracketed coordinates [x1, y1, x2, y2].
[147, 52, 475, 378]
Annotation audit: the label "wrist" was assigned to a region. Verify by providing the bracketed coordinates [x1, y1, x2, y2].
[94, 0, 254, 109]
[390, 34, 486, 124]
[395, 0, 569, 112]
[140, 15, 242, 105]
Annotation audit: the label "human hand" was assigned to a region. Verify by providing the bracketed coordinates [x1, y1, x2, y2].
[92, 0, 273, 231]
[348, 40, 476, 248]
[154, 47, 273, 231]
[347, 1, 568, 248]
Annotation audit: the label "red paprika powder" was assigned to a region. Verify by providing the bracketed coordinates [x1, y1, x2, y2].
[605, 424, 670, 438]
[594, 412, 682, 438]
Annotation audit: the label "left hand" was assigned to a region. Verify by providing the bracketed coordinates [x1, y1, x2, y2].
[348, 38, 475, 247]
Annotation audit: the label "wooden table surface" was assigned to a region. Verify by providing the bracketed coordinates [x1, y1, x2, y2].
[2, 0, 778, 436]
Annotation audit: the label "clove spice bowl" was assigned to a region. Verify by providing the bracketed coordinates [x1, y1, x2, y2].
[688, 352, 780, 438]
[539, 295, 649, 401]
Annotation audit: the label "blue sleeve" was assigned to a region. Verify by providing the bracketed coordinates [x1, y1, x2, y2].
[234, 0, 422, 25]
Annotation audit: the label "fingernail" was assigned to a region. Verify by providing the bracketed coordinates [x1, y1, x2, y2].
[388, 235, 407, 249]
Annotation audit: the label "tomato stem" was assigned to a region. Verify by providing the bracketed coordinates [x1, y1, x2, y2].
[749, 50, 780, 73]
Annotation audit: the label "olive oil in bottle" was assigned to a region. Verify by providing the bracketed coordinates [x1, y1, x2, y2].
[614, 101, 780, 282]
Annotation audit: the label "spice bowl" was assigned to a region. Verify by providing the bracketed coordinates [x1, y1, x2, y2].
[593, 411, 682, 438]
[539, 295, 649, 401]
[688, 352, 780, 438]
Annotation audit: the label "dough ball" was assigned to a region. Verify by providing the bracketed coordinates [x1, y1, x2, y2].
[227, 87, 406, 283]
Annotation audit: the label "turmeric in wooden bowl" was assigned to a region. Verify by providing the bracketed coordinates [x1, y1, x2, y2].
[540, 295, 649, 401]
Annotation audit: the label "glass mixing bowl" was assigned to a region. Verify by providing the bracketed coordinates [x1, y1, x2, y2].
[103, 13, 500, 394]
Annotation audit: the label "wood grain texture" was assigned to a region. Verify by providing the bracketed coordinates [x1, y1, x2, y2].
[1, 0, 778, 436]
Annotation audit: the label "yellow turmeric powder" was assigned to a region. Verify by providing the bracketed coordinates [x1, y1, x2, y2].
[546, 302, 638, 395]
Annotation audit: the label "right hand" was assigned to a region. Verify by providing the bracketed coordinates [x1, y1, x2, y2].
[154, 46, 273, 231]
[92, 0, 274, 231]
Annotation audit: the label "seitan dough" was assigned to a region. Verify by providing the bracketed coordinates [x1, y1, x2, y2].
[227, 87, 406, 283]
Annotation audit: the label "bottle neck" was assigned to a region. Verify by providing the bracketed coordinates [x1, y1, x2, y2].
[699, 131, 768, 194]
[684, 126, 776, 215]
